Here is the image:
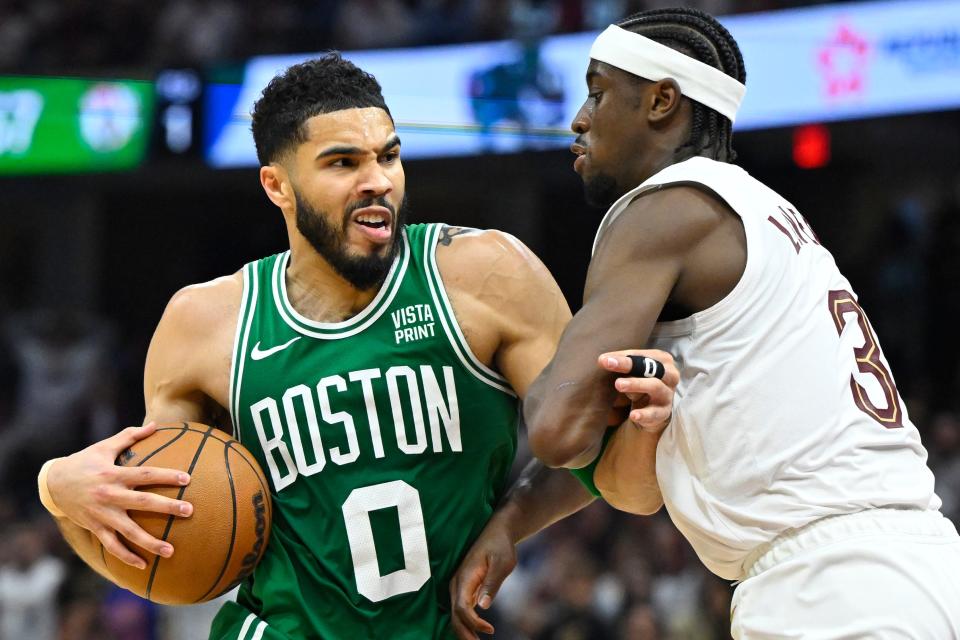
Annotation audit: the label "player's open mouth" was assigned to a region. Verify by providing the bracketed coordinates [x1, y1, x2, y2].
[350, 206, 393, 244]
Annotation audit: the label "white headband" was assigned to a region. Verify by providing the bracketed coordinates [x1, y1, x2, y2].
[589, 25, 745, 123]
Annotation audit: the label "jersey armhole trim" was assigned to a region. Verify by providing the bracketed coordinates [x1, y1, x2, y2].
[634, 180, 759, 336]
[229, 262, 259, 442]
[424, 224, 516, 397]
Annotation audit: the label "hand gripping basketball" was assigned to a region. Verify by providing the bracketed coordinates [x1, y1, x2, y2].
[103, 423, 272, 604]
[627, 355, 666, 380]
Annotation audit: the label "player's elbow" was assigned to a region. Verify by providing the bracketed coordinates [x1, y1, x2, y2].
[527, 409, 593, 468]
[529, 428, 588, 468]
[524, 387, 598, 467]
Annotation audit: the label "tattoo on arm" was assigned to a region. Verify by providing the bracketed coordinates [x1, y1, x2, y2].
[438, 226, 478, 246]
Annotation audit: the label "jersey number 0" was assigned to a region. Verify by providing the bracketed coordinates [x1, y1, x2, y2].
[341, 480, 431, 602]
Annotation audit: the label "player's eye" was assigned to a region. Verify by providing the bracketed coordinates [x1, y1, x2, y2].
[332, 157, 356, 168]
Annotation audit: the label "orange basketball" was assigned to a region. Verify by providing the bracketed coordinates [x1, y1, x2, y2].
[102, 422, 272, 605]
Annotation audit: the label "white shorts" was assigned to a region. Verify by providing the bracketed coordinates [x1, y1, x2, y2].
[731, 508, 960, 640]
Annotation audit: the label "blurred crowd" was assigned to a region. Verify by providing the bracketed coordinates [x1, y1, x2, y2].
[3, 0, 862, 75]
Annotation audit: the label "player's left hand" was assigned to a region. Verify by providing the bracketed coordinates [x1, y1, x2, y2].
[449, 517, 516, 639]
[598, 349, 680, 433]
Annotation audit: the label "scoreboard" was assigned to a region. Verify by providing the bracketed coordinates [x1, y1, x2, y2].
[0, 76, 153, 175]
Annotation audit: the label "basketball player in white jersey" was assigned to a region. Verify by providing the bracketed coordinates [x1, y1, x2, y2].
[451, 7, 960, 639]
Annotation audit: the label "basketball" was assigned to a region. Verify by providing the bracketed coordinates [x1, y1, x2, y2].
[102, 422, 272, 605]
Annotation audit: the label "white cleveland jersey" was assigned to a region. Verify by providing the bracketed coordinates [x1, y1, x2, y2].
[593, 156, 940, 580]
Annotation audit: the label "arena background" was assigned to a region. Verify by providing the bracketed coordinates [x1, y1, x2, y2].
[1, 1, 959, 638]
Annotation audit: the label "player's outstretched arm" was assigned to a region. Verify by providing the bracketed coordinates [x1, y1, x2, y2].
[450, 458, 594, 639]
[40, 275, 241, 572]
[450, 367, 681, 640]
[524, 186, 730, 469]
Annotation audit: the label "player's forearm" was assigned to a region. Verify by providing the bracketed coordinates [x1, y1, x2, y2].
[53, 515, 113, 580]
[492, 459, 595, 544]
[40, 460, 112, 579]
[594, 422, 663, 515]
[524, 369, 614, 468]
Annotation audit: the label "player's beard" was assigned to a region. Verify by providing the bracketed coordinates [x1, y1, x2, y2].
[582, 171, 623, 210]
[294, 190, 408, 291]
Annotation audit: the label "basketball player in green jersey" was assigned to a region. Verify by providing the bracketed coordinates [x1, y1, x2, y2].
[38, 54, 678, 639]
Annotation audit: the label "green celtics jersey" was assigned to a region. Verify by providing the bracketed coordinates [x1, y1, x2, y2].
[209, 223, 519, 640]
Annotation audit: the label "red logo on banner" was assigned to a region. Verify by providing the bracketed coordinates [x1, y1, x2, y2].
[817, 23, 870, 99]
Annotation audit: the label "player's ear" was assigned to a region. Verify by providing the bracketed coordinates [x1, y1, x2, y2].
[260, 163, 293, 211]
[648, 78, 683, 124]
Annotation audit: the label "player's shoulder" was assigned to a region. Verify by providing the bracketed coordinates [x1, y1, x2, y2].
[433, 224, 567, 333]
[430, 225, 569, 359]
[434, 225, 548, 286]
[599, 183, 737, 258]
[627, 183, 733, 230]
[161, 271, 244, 338]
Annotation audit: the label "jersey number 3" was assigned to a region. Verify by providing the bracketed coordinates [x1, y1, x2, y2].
[827, 290, 903, 428]
[342, 480, 431, 602]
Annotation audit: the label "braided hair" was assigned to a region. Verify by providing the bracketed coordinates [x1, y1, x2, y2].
[616, 7, 746, 162]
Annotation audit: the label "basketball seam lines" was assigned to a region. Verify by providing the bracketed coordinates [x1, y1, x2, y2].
[145, 424, 215, 600]
[150, 426, 267, 512]
[224, 444, 272, 568]
[151, 426, 230, 442]
[196, 441, 239, 603]
[206, 440, 270, 599]
[132, 424, 190, 467]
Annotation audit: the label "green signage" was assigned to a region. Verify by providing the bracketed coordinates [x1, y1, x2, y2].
[0, 76, 153, 174]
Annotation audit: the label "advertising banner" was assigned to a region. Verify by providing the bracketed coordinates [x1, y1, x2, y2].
[204, 0, 960, 166]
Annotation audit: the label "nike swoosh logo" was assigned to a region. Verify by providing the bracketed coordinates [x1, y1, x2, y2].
[250, 336, 301, 361]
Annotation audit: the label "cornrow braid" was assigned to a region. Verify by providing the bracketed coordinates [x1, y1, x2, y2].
[616, 7, 746, 162]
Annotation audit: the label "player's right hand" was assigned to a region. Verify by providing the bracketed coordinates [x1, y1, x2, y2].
[598, 349, 679, 433]
[45, 422, 193, 569]
[449, 517, 517, 639]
